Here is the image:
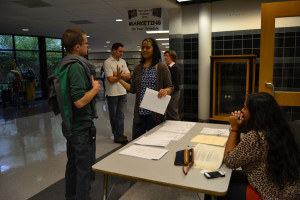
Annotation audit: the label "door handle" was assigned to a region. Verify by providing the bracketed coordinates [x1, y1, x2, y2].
[265, 82, 274, 96]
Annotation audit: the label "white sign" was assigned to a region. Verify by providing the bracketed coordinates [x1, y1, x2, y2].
[128, 8, 163, 32]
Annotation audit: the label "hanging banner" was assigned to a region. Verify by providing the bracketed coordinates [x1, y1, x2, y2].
[127, 8, 163, 32]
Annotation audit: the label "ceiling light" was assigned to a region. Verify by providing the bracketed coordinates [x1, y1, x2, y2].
[104, 45, 107, 48]
[106, 50, 111, 52]
[22, 28, 29, 31]
[116, 19, 123, 22]
[177, 0, 192, 2]
[146, 30, 169, 34]
[165, 46, 169, 48]
[87, 35, 90, 38]
[106, 41, 110, 43]
[156, 38, 169, 41]
[161, 43, 169, 45]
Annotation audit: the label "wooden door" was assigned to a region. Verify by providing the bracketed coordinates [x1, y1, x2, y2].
[259, 1, 300, 107]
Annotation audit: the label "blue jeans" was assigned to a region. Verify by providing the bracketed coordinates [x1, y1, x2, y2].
[132, 115, 159, 140]
[106, 94, 127, 139]
[65, 129, 96, 200]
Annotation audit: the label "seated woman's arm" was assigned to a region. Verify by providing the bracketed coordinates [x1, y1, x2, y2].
[224, 111, 243, 156]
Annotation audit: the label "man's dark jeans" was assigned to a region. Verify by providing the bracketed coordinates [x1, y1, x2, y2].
[65, 130, 96, 200]
[106, 94, 127, 139]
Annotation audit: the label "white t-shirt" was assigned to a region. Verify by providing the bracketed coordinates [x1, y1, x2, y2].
[103, 56, 130, 96]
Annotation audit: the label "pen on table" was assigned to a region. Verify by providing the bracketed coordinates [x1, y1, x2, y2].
[188, 144, 196, 147]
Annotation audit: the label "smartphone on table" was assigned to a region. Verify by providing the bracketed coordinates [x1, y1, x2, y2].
[204, 171, 225, 179]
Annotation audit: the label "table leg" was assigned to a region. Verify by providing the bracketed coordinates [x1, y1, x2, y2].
[210, 195, 217, 200]
[103, 174, 108, 200]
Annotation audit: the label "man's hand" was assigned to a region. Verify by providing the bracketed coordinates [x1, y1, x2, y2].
[91, 75, 101, 92]
[116, 66, 123, 81]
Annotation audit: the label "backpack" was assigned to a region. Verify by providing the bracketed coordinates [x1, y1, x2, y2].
[47, 65, 73, 137]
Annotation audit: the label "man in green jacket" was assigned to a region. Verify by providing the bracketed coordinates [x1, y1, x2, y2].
[60, 28, 100, 200]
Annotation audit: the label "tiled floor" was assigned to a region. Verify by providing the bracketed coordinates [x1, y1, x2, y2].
[0, 90, 135, 200]
[0, 90, 204, 200]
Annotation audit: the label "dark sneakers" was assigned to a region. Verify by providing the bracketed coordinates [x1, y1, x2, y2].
[114, 135, 128, 144]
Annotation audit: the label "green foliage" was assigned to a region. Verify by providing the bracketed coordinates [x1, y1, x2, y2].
[0, 35, 13, 49]
[15, 36, 39, 50]
[46, 38, 62, 51]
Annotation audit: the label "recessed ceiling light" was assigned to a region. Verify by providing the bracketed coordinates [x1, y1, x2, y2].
[161, 43, 169, 45]
[106, 41, 110, 43]
[146, 30, 169, 34]
[165, 46, 169, 48]
[137, 45, 140, 47]
[104, 45, 107, 48]
[156, 38, 169, 41]
[87, 35, 90, 38]
[22, 28, 29, 31]
[116, 19, 123, 22]
[106, 50, 111, 52]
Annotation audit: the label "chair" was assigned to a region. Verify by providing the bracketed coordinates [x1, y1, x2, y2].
[246, 184, 262, 200]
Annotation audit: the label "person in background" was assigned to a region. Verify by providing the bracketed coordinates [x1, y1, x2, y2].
[60, 28, 101, 200]
[103, 43, 131, 144]
[215, 92, 300, 200]
[164, 50, 181, 121]
[116, 37, 173, 140]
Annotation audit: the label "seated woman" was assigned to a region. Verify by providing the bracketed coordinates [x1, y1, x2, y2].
[116, 38, 173, 140]
[220, 92, 300, 200]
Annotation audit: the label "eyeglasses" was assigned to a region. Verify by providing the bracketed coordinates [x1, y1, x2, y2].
[142, 38, 153, 45]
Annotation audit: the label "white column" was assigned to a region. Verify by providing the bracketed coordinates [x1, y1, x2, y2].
[198, 3, 212, 121]
[169, 8, 182, 35]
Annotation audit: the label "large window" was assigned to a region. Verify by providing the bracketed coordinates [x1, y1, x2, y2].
[14, 36, 41, 98]
[0, 34, 63, 103]
[46, 38, 62, 76]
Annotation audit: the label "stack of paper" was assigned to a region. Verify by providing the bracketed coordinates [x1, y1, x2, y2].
[148, 130, 185, 141]
[119, 145, 169, 160]
[193, 143, 224, 171]
[163, 120, 196, 128]
[200, 128, 229, 137]
[134, 136, 171, 147]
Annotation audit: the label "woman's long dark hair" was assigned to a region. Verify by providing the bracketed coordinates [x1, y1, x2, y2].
[140, 38, 161, 66]
[245, 92, 300, 188]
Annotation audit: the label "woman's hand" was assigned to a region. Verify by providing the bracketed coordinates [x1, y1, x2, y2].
[229, 110, 243, 130]
[157, 89, 167, 98]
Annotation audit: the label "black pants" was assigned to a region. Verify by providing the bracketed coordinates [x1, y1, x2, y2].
[205, 170, 247, 200]
[132, 115, 159, 140]
[65, 130, 96, 200]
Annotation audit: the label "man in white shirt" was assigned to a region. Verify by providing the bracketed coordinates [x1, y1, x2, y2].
[104, 43, 131, 143]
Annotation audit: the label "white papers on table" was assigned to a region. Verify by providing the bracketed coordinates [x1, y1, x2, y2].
[148, 130, 185, 141]
[193, 143, 224, 171]
[200, 128, 229, 137]
[140, 88, 171, 115]
[119, 145, 169, 160]
[158, 125, 191, 134]
[163, 120, 196, 128]
[134, 136, 171, 147]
